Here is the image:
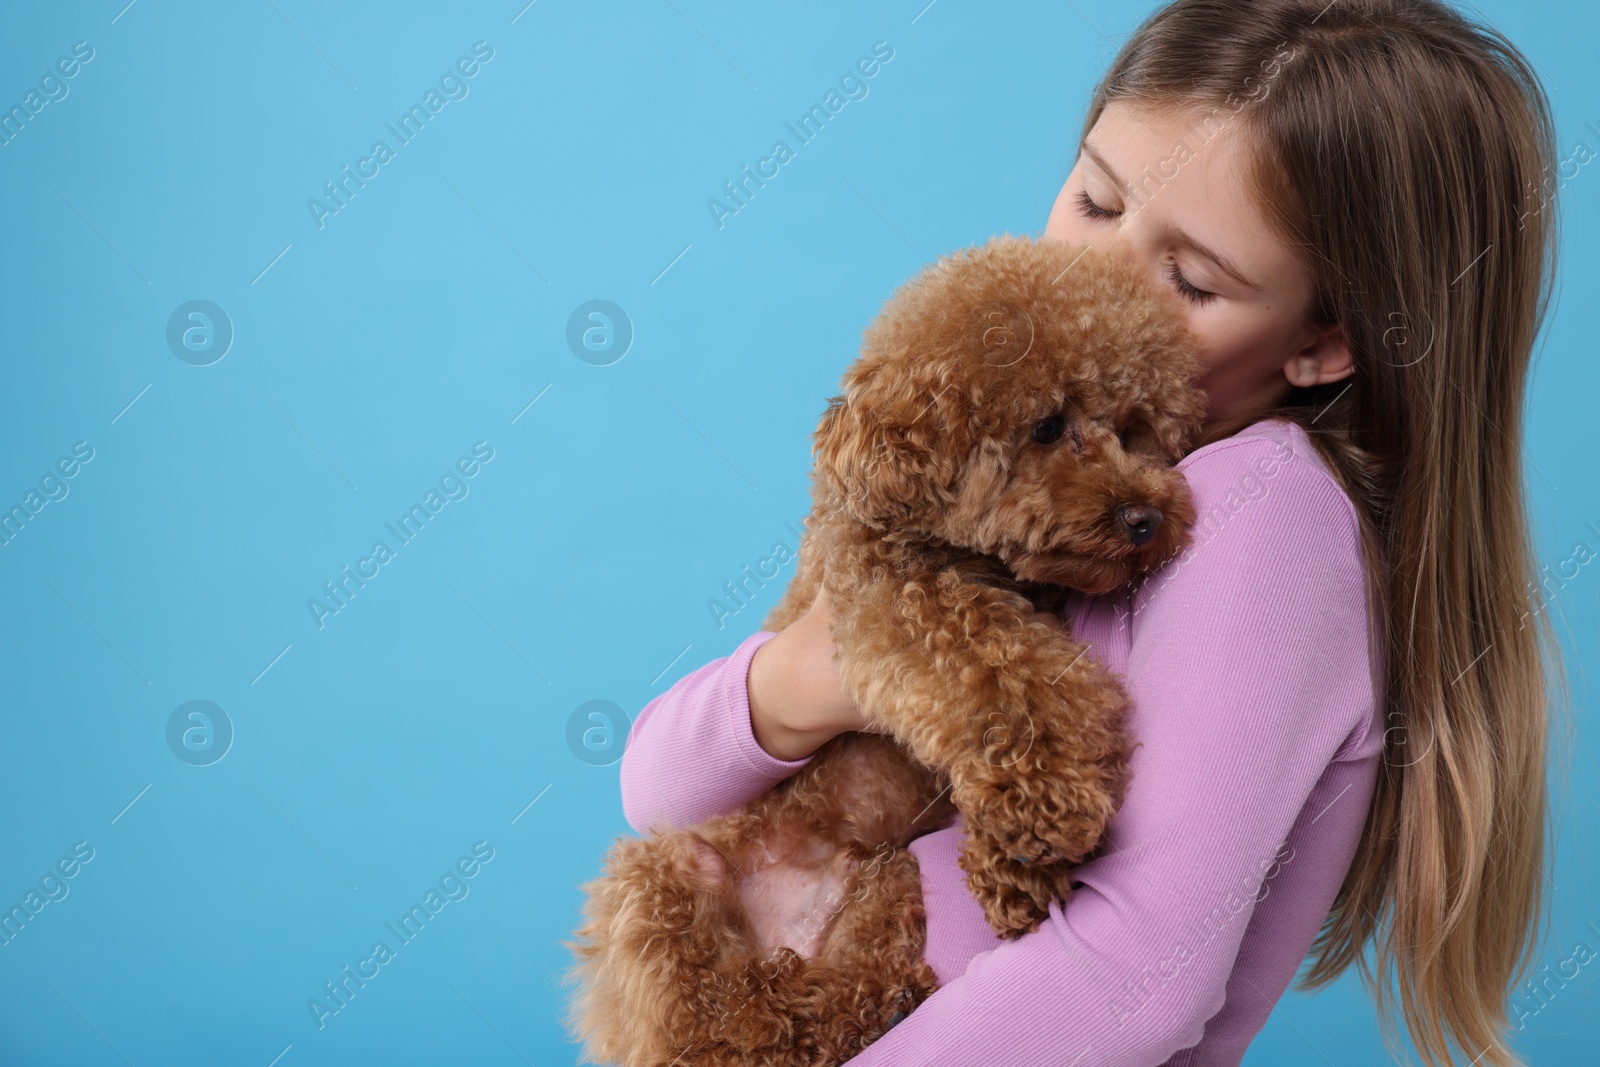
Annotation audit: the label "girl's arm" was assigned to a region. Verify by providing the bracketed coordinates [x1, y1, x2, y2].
[837, 429, 1380, 1066]
[619, 629, 814, 834]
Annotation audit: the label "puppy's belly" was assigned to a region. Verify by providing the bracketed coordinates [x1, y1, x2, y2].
[733, 841, 857, 959]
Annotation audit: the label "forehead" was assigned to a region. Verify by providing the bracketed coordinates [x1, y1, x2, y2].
[949, 291, 1189, 428]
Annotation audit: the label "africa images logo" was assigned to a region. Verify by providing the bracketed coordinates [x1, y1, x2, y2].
[306, 441, 494, 629]
[705, 40, 895, 229]
[306, 842, 495, 1030]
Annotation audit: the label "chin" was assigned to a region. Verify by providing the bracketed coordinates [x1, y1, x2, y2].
[1006, 553, 1130, 596]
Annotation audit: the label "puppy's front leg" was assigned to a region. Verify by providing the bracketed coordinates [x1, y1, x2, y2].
[834, 570, 1131, 868]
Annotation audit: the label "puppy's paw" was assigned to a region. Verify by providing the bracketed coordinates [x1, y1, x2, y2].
[952, 772, 1113, 866]
[955, 836, 1069, 938]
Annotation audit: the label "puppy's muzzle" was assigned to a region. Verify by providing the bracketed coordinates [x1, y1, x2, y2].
[1116, 504, 1164, 546]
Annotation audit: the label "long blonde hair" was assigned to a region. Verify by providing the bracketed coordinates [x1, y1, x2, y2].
[1080, 2, 1573, 1064]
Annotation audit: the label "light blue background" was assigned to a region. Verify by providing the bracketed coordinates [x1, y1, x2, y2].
[0, 2, 1593, 1064]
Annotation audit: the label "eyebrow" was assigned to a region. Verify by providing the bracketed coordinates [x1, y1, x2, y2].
[1080, 141, 1265, 292]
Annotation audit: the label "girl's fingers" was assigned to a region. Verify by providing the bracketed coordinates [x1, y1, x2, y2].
[1031, 609, 1069, 632]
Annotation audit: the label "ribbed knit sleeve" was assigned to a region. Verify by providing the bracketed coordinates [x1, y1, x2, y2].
[619, 628, 815, 835]
[836, 424, 1379, 1066]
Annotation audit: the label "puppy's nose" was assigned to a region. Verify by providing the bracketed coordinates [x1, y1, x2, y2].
[1117, 504, 1163, 546]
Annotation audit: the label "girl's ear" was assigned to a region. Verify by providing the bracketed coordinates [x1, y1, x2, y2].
[1283, 322, 1354, 388]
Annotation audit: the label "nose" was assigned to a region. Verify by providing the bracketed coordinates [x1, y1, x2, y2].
[1117, 504, 1163, 546]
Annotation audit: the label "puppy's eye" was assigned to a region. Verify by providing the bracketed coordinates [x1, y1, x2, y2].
[1032, 415, 1065, 444]
[1117, 426, 1130, 449]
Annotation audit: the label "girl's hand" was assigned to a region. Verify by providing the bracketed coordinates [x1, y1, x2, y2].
[748, 577, 1072, 761]
[748, 578, 876, 760]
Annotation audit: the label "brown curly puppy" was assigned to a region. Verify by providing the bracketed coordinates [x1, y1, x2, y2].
[564, 235, 1206, 1067]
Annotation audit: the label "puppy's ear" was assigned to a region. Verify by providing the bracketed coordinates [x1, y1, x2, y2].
[811, 385, 957, 531]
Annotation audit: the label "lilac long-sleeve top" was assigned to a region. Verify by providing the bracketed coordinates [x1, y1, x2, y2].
[617, 417, 1385, 1066]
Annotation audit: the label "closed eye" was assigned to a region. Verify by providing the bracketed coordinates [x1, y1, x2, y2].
[1074, 190, 1220, 307]
[1163, 260, 1217, 306]
[1074, 189, 1118, 221]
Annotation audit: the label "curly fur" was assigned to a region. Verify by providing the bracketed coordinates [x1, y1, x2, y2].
[563, 235, 1207, 1066]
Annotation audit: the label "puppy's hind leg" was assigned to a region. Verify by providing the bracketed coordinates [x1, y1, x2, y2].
[562, 830, 762, 1067]
[800, 844, 942, 1061]
[702, 844, 940, 1067]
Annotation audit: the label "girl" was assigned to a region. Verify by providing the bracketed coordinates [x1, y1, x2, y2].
[617, 1, 1568, 1063]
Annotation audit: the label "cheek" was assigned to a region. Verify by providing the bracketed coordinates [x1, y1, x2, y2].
[1046, 214, 1096, 247]
[1189, 309, 1293, 384]
[1186, 310, 1258, 378]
